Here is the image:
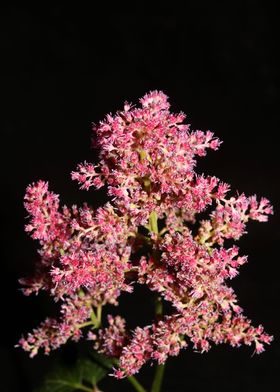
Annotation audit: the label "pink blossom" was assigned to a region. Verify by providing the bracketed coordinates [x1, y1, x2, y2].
[24, 180, 66, 242]
[17, 294, 93, 356]
[18, 91, 273, 378]
[89, 315, 128, 358]
[114, 326, 153, 378]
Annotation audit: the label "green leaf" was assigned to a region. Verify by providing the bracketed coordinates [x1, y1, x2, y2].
[77, 358, 107, 386]
[35, 356, 111, 392]
[35, 366, 89, 392]
[88, 351, 114, 371]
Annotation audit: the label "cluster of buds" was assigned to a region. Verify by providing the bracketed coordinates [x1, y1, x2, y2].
[18, 91, 273, 378]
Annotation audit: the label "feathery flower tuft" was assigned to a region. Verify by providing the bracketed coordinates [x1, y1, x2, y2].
[18, 91, 273, 378]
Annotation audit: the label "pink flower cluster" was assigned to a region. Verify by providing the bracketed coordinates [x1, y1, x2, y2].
[18, 91, 273, 378]
[18, 294, 92, 357]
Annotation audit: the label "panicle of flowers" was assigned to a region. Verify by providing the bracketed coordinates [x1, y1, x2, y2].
[24, 180, 68, 242]
[114, 326, 153, 379]
[18, 91, 273, 378]
[88, 315, 128, 358]
[71, 90, 221, 226]
[196, 193, 274, 246]
[17, 294, 93, 357]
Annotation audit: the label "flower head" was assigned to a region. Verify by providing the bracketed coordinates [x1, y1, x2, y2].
[19, 91, 273, 378]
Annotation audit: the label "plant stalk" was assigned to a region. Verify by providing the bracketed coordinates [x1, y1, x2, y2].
[149, 211, 158, 234]
[151, 296, 166, 392]
[148, 209, 166, 392]
[127, 375, 147, 392]
[150, 364, 165, 392]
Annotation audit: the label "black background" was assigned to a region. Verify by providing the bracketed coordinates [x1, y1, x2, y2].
[1, 2, 279, 391]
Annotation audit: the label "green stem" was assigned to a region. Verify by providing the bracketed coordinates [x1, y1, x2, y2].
[75, 384, 93, 392]
[90, 310, 98, 326]
[139, 149, 147, 161]
[155, 296, 163, 318]
[158, 227, 168, 236]
[152, 290, 165, 392]
[127, 375, 147, 392]
[150, 363, 166, 392]
[77, 320, 95, 329]
[149, 211, 158, 234]
[77, 307, 102, 330]
[97, 305, 102, 327]
[148, 211, 162, 267]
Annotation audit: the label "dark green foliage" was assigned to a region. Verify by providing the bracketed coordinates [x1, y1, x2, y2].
[36, 353, 114, 392]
